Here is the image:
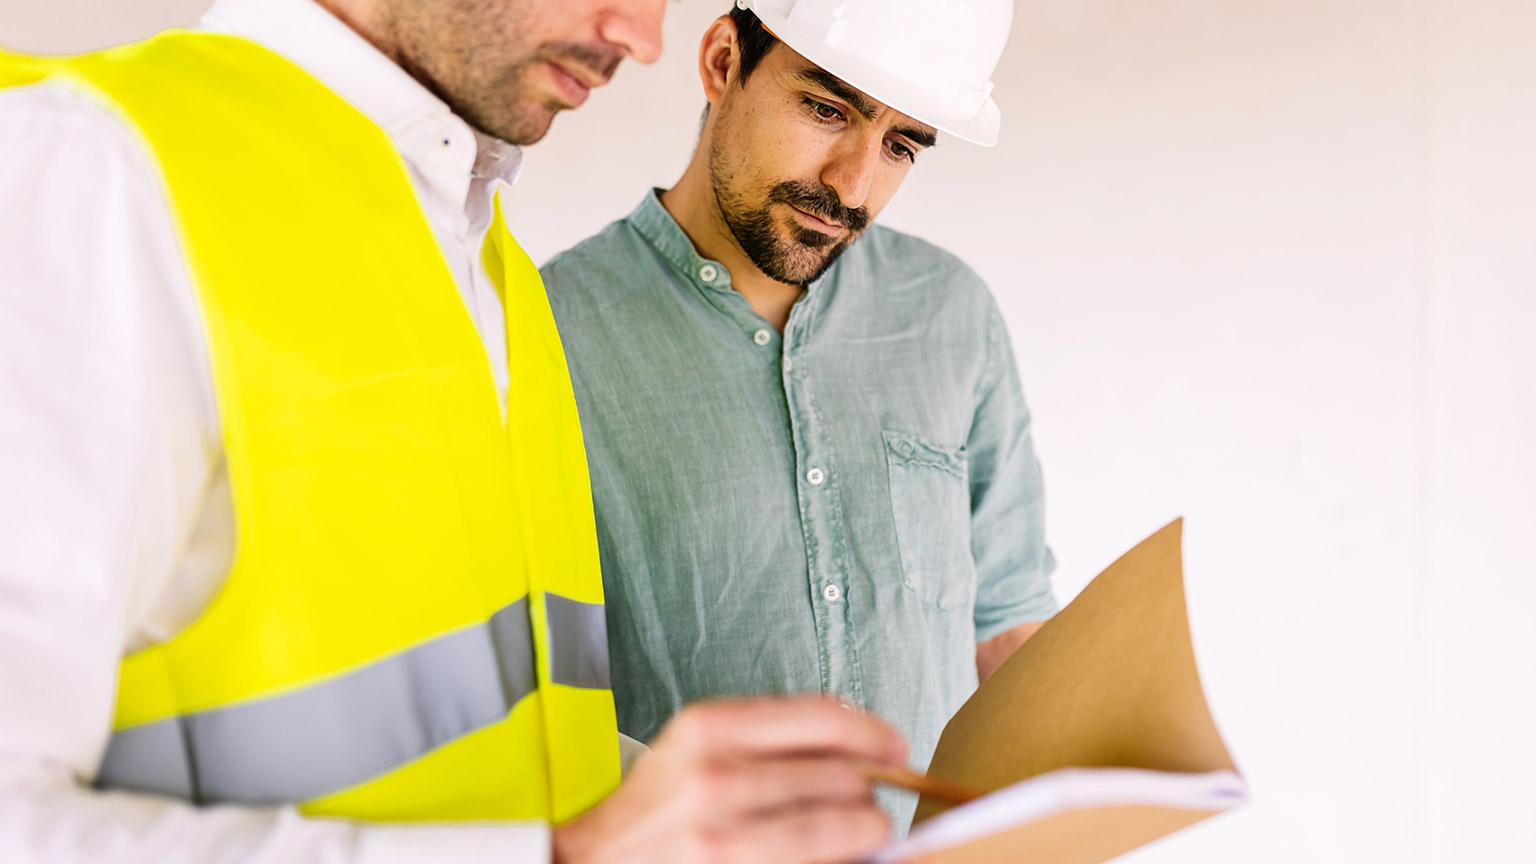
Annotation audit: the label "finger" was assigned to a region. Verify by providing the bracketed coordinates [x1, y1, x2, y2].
[714, 800, 892, 864]
[663, 697, 908, 765]
[692, 756, 875, 822]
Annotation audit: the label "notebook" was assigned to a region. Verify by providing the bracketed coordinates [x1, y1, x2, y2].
[873, 519, 1246, 863]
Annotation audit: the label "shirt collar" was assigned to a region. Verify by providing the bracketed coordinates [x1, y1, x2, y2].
[626, 189, 735, 291]
[198, 0, 523, 194]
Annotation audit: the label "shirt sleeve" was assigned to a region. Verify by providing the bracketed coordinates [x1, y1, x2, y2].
[0, 81, 548, 864]
[965, 293, 1059, 643]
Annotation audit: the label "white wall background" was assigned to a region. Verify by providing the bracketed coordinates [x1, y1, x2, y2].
[4, 1, 1532, 862]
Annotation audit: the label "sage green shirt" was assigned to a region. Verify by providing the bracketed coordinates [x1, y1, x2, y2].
[541, 191, 1057, 826]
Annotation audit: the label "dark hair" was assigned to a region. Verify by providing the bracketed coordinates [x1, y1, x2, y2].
[729, 5, 780, 82]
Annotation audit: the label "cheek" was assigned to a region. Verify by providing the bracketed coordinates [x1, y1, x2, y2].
[749, 101, 831, 177]
[726, 124, 810, 185]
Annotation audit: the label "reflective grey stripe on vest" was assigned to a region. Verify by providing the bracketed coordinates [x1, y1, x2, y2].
[544, 594, 611, 690]
[96, 593, 608, 805]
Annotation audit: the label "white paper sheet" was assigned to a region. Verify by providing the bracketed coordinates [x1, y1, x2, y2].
[872, 768, 1248, 864]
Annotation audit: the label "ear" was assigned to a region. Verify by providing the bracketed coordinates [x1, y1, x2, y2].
[698, 15, 739, 107]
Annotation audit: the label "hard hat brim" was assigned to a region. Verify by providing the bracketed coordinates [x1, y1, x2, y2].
[749, 6, 1003, 147]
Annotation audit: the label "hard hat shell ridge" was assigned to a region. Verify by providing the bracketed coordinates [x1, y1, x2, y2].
[737, 0, 1013, 146]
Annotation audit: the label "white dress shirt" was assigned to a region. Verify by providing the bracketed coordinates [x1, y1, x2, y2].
[0, 0, 555, 860]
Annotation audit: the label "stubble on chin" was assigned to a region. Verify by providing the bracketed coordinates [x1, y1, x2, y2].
[375, 0, 554, 145]
[754, 208, 856, 285]
[782, 225, 855, 283]
[465, 63, 559, 145]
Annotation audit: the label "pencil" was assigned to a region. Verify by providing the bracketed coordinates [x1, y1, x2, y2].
[855, 761, 982, 807]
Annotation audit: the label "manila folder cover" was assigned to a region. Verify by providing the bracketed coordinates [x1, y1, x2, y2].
[880, 519, 1245, 864]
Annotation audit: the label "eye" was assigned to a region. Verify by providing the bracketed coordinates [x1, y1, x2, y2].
[804, 98, 844, 123]
[888, 140, 916, 163]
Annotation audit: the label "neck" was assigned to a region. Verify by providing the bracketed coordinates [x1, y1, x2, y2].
[661, 147, 806, 333]
[313, 0, 403, 72]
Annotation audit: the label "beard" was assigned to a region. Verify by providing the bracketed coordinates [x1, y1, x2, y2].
[708, 141, 871, 287]
[459, 39, 622, 144]
[378, 0, 622, 145]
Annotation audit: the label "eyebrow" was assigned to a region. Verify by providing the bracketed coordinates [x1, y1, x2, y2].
[892, 123, 938, 149]
[793, 67, 938, 149]
[795, 67, 879, 121]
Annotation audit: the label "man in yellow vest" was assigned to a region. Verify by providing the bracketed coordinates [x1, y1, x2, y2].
[0, 0, 908, 862]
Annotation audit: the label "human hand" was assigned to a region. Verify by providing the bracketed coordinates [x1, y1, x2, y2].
[551, 697, 907, 864]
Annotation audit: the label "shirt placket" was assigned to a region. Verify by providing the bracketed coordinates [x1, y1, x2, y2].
[777, 297, 866, 707]
[400, 115, 518, 417]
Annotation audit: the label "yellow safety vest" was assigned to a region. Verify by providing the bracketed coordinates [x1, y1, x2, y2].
[0, 33, 620, 824]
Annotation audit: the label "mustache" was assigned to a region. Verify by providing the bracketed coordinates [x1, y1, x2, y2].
[536, 41, 625, 85]
[768, 181, 870, 233]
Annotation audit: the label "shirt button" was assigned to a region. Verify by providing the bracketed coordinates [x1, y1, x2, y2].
[807, 467, 825, 485]
[699, 264, 719, 282]
[822, 584, 843, 602]
[783, 357, 793, 372]
[753, 329, 772, 346]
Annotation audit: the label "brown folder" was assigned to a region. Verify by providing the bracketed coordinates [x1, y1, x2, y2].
[884, 519, 1243, 863]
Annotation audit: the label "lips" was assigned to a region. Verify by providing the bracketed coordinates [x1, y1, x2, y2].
[789, 205, 843, 234]
[546, 61, 595, 107]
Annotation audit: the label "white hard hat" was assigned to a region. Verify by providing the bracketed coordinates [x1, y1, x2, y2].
[736, 0, 1013, 147]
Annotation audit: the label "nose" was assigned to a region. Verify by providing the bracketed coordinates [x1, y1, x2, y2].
[821, 136, 883, 212]
[599, 0, 666, 64]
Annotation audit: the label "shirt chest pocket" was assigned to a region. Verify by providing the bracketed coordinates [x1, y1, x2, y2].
[882, 430, 977, 611]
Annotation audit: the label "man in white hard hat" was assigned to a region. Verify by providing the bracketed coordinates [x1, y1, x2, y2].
[540, 0, 1056, 830]
[0, 0, 910, 862]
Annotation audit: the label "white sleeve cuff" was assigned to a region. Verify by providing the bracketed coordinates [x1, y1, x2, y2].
[356, 821, 549, 864]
